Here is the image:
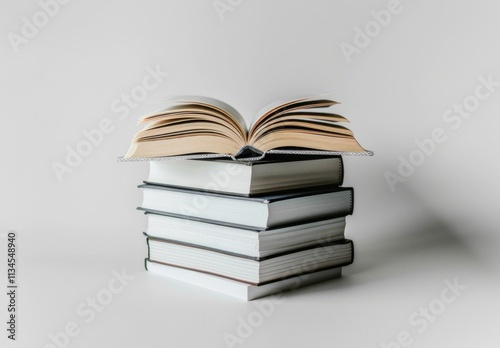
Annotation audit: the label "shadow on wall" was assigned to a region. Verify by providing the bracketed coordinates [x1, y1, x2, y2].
[279, 215, 485, 300]
[344, 160, 491, 281]
[348, 214, 488, 280]
[276, 180, 493, 297]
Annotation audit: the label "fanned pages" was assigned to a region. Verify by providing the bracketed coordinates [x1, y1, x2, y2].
[124, 95, 370, 159]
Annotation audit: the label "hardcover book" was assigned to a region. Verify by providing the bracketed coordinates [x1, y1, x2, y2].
[146, 259, 343, 301]
[122, 95, 373, 160]
[143, 212, 346, 258]
[146, 237, 354, 285]
[138, 184, 354, 229]
[143, 155, 344, 195]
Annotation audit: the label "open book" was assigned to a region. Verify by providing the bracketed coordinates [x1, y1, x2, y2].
[123, 95, 371, 160]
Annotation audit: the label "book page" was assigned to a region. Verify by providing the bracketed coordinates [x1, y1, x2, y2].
[145, 96, 248, 137]
[248, 94, 339, 135]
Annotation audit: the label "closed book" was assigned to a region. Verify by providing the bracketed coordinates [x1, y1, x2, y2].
[145, 155, 343, 196]
[146, 237, 354, 285]
[139, 184, 354, 229]
[143, 212, 346, 258]
[146, 259, 343, 301]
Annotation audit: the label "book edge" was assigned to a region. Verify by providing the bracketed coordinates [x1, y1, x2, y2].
[145, 259, 344, 301]
[116, 149, 374, 162]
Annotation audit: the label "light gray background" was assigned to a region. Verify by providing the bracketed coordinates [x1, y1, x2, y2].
[1, 0, 499, 347]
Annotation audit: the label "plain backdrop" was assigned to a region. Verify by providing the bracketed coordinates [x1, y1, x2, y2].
[1, 0, 499, 347]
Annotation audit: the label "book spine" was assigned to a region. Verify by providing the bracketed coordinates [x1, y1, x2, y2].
[350, 239, 355, 265]
[349, 187, 355, 215]
[338, 156, 344, 186]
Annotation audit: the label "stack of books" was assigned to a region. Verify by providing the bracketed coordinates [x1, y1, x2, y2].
[121, 96, 371, 300]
